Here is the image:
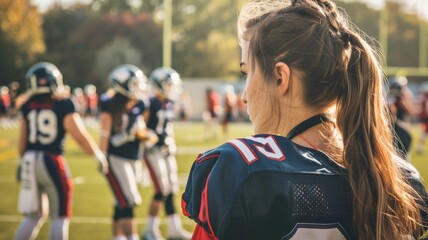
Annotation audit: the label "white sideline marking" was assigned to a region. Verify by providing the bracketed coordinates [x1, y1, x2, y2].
[0, 215, 195, 225]
[73, 176, 85, 185]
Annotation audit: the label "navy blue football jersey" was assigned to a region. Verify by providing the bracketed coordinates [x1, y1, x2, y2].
[100, 97, 147, 159]
[147, 96, 175, 147]
[182, 134, 428, 240]
[20, 97, 76, 155]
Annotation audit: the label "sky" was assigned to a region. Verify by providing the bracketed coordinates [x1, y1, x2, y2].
[31, 0, 427, 19]
[31, 0, 91, 12]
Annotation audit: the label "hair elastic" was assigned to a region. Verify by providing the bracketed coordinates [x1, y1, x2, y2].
[341, 32, 351, 46]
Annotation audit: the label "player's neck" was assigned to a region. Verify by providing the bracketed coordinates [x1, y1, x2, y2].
[292, 123, 344, 165]
[253, 105, 324, 137]
[253, 107, 344, 164]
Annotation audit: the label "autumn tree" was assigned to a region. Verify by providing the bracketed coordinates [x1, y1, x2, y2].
[41, 5, 162, 90]
[169, 0, 246, 79]
[94, 37, 143, 89]
[0, 0, 45, 86]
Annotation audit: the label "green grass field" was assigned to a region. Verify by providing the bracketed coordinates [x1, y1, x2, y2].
[0, 121, 253, 240]
[1, 121, 428, 239]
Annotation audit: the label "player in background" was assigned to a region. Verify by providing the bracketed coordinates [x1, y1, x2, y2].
[182, 0, 428, 239]
[0, 86, 11, 128]
[141, 67, 191, 240]
[235, 90, 248, 122]
[99, 64, 157, 240]
[84, 84, 99, 127]
[15, 62, 108, 240]
[388, 76, 418, 159]
[8, 81, 20, 118]
[178, 92, 191, 122]
[203, 87, 221, 140]
[416, 83, 428, 154]
[221, 85, 237, 136]
[71, 87, 87, 117]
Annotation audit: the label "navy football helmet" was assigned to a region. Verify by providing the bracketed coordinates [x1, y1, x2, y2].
[108, 64, 148, 99]
[149, 67, 182, 100]
[25, 62, 64, 95]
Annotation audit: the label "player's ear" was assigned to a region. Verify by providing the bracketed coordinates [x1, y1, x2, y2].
[274, 62, 290, 95]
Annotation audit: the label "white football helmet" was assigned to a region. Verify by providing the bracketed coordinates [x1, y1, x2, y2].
[149, 67, 182, 100]
[108, 64, 148, 99]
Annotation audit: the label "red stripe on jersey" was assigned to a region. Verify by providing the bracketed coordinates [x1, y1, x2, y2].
[181, 194, 190, 217]
[143, 155, 162, 193]
[106, 167, 128, 208]
[192, 224, 217, 240]
[50, 154, 73, 217]
[198, 175, 218, 239]
[196, 154, 220, 163]
[29, 102, 53, 109]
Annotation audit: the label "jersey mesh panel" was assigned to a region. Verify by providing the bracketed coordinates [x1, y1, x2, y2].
[218, 172, 351, 239]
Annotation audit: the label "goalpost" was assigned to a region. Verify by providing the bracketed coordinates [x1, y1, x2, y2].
[380, 8, 428, 77]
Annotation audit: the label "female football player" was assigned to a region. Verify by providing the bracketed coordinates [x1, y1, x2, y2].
[15, 62, 108, 240]
[182, 0, 428, 239]
[141, 67, 191, 240]
[99, 64, 157, 240]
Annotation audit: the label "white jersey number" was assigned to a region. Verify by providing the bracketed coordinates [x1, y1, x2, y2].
[283, 223, 348, 240]
[27, 109, 58, 145]
[228, 136, 285, 164]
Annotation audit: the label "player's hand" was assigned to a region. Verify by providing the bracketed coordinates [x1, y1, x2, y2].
[129, 116, 145, 141]
[135, 129, 159, 143]
[110, 131, 133, 147]
[94, 150, 109, 174]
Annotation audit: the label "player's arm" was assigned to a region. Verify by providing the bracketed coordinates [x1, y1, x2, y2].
[99, 112, 111, 153]
[16, 118, 27, 182]
[64, 112, 108, 173]
[143, 109, 150, 124]
[182, 151, 222, 239]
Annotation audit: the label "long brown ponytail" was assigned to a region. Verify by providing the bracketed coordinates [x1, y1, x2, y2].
[238, 0, 425, 238]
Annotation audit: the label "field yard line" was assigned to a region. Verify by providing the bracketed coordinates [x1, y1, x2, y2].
[0, 215, 195, 225]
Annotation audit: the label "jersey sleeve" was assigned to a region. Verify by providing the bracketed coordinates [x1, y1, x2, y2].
[182, 143, 250, 239]
[61, 99, 76, 115]
[182, 150, 220, 238]
[19, 100, 29, 115]
[100, 97, 111, 113]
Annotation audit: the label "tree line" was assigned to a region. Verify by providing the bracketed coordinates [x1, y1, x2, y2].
[0, 0, 427, 92]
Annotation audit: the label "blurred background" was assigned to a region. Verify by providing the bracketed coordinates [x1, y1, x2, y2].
[0, 0, 427, 119]
[1, 0, 428, 239]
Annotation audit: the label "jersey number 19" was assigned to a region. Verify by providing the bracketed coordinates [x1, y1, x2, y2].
[27, 109, 58, 145]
